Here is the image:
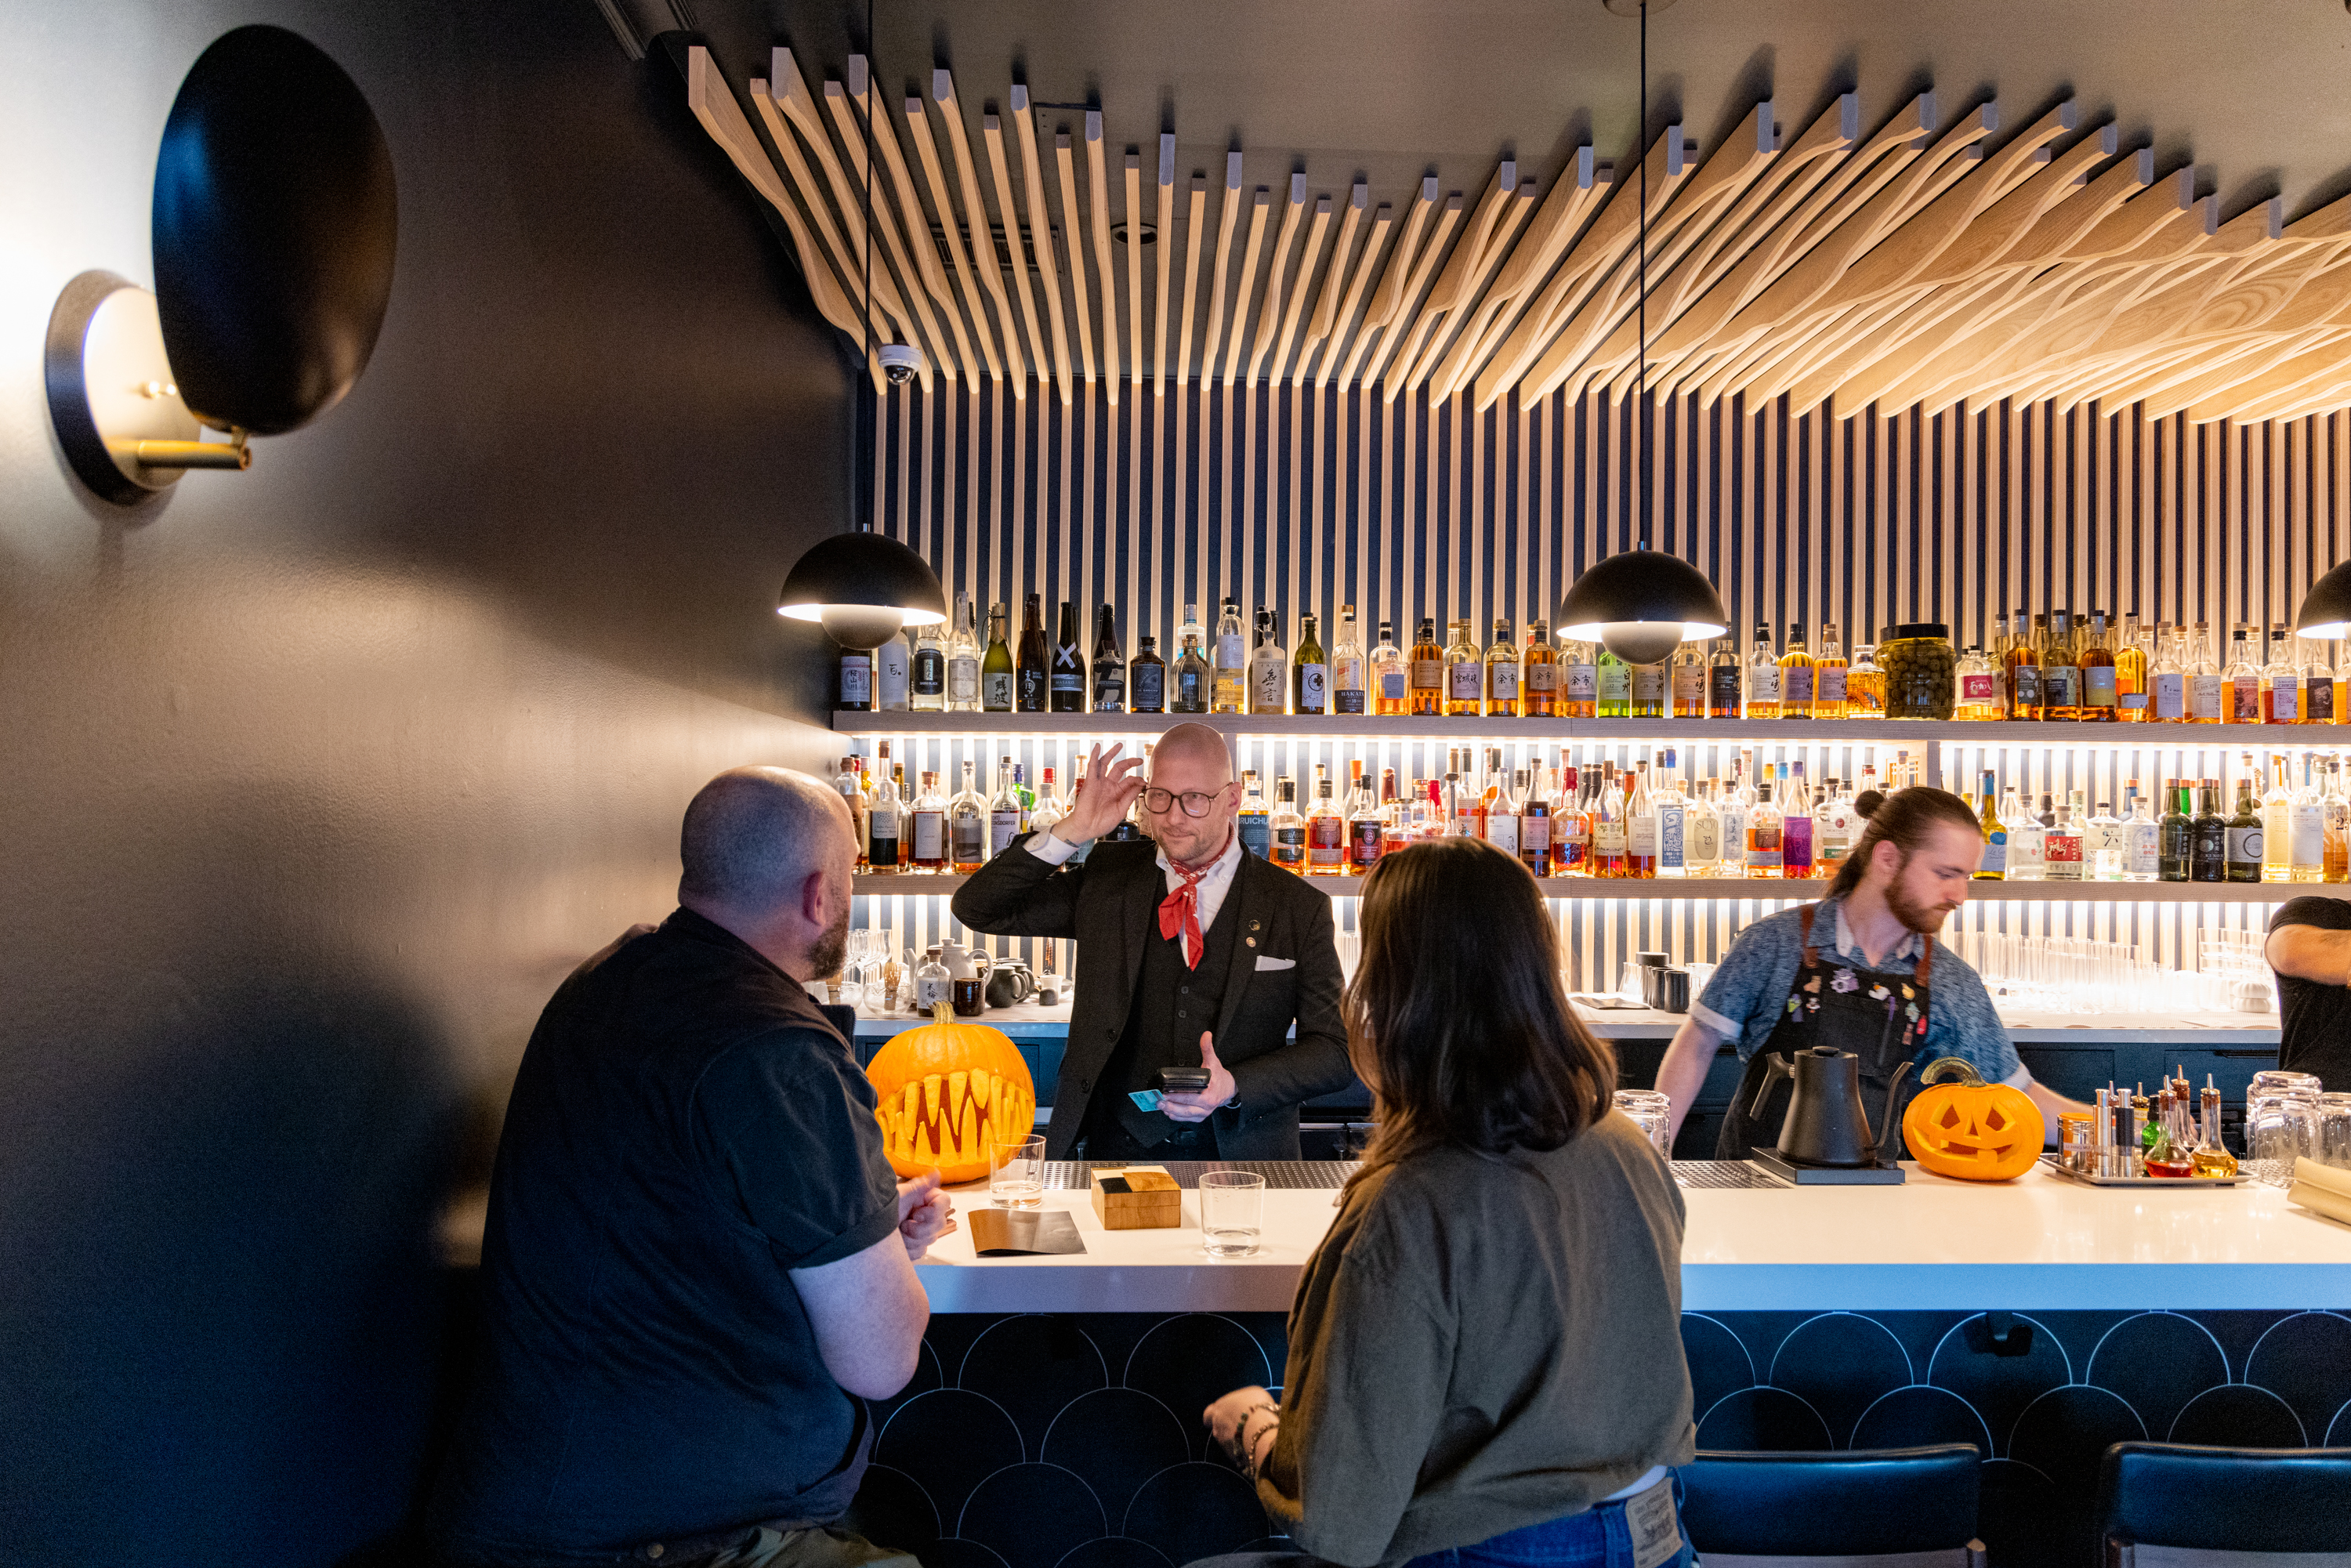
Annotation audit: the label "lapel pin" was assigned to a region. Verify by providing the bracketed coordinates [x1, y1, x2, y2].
[1246, 937, 1257, 947]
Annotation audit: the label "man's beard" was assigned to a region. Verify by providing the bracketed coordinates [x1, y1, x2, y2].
[1886, 872, 1954, 936]
[810, 901, 850, 979]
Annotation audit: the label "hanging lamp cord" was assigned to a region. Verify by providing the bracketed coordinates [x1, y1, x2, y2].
[859, 0, 877, 533]
[1636, 0, 1649, 552]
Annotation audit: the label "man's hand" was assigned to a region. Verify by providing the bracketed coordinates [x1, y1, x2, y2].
[1203, 1385, 1275, 1454]
[1161, 1031, 1237, 1123]
[897, 1171, 956, 1262]
[1052, 742, 1147, 846]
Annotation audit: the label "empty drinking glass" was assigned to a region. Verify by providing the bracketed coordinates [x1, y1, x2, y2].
[988, 1135, 1045, 1208]
[2317, 1093, 2351, 1169]
[1199, 1170, 1266, 1258]
[2244, 1093, 2320, 1186]
[1613, 1089, 1673, 1159]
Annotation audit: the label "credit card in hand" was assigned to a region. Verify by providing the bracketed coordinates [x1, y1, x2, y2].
[1128, 1089, 1164, 1112]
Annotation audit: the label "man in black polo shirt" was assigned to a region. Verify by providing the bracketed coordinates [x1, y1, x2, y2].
[430, 767, 952, 1568]
[2267, 896, 2351, 1088]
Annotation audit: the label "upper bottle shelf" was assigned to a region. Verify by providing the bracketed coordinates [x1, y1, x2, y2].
[829, 711, 2342, 745]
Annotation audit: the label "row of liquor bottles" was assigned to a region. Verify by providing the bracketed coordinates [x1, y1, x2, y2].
[838, 593, 2351, 725]
[839, 737, 2351, 886]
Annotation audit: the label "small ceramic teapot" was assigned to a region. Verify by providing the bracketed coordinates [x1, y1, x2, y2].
[937, 940, 994, 987]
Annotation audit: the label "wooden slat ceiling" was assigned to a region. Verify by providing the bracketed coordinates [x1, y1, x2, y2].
[682, 15, 2351, 424]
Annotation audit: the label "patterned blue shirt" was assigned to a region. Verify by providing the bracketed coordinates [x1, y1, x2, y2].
[1690, 893, 2025, 1088]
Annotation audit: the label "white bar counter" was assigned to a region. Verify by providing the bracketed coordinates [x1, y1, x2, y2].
[915, 1161, 2351, 1314]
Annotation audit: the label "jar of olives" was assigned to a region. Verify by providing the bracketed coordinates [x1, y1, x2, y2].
[1882, 624, 1957, 719]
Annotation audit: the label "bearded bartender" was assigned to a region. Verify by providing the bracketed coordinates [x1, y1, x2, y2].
[1655, 788, 2088, 1158]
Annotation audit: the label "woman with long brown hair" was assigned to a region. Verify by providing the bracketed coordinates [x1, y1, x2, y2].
[1194, 838, 1696, 1568]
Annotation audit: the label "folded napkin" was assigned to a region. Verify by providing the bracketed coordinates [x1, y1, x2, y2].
[2287, 1157, 2351, 1226]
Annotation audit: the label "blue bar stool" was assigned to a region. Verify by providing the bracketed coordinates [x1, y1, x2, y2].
[2095, 1442, 2351, 1567]
[1679, 1444, 1985, 1568]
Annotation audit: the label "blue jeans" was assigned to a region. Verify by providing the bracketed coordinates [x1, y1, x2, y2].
[1184, 1471, 1697, 1568]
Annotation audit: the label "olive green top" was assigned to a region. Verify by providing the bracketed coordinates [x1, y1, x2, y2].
[1257, 1111, 1696, 1566]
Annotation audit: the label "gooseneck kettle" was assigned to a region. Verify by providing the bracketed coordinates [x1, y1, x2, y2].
[1746, 1046, 1914, 1168]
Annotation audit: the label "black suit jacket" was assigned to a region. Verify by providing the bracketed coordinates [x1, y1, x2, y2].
[950, 836, 1353, 1160]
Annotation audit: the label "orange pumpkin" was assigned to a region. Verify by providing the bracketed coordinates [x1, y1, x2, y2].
[1901, 1056, 2044, 1181]
[866, 1004, 1038, 1183]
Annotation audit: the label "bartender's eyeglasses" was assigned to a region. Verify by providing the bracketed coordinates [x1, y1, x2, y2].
[1142, 787, 1221, 817]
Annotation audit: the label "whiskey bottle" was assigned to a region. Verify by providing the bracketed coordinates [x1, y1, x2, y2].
[1237, 772, 1271, 858]
[1445, 619, 1484, 716]
[1592, 766, 1629, 878]
[2263, 625, 2302, 724]
[868, 745, 903, 871]
[1629, 653, 1667, 719]
[1485, 617, 1521, 718]
[1090, 605, 1126, 712]
[1331, 604, 1367, 715]
[1813, 623, 1849, 720]
[1670, 640, 1706, 720]
[987, 758, 1026, 859]
[908, 771, 949, 871]
[1344, 762, 1381, 873]
[2115, 612, 2150, 722]
[2005, 609, 2041, 720]
[2150, 625, 2186, 722]
[1523, 621, 1559, 717]
[1306, 774, 1345, 873]
[1744, 780, 1784, 878]
[1596, 643, 1632, 719]
[1270, 777, 1307, 871]
[839, 641, 875, 712]
[2225, 627, 2262, 725]
[2078, 610, 2117, 721]
[2040, 610, 2079, 722]
[1212, 598, 1248, 713]
[1707, 637, 1741, 719]
[1487, 768, 1522, 858]
[2187, 624, 2225, 723]
[1562, 638, 1599, 719]
[1407, 617, 1445, 716]
[1131, 632, 1165, 713]
[1371, 619, 1408, 715]
[1517, 766, 1551, 876]
[1777, 624, 1816, 719]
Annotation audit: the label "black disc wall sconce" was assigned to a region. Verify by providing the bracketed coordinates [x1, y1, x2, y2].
[45, 24, 397, 505]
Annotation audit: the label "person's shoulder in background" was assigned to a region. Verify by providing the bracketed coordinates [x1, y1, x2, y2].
[2269, 895, 2351, 935]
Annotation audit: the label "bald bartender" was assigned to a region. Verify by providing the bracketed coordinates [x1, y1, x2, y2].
[951, 722, 1352, 1161]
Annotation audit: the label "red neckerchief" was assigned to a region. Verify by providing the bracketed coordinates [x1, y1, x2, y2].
[1157, 845, 1223, 969]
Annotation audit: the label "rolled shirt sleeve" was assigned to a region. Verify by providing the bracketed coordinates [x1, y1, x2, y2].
[693, 1029, 902, 1270]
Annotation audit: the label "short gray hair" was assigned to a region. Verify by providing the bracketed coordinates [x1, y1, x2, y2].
[679, 766, 844, 911]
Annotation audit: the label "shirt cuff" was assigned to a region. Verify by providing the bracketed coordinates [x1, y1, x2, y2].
[2002, 1064, 2034, 1090]
[1689, 999, 1740, 1041]
[1025, 829, 1084, 864]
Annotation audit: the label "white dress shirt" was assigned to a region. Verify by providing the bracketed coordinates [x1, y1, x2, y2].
[1025, 824, 1244, 932]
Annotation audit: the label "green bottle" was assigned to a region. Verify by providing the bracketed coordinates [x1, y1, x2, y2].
[1596, 646, 1632, 719]
[981, 603, 1015, 712]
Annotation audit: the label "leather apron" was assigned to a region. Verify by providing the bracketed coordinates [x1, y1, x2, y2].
[1715, 903, 1934, 1161]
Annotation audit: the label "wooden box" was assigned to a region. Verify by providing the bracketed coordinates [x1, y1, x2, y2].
[1090, 1164, 1183, 1230]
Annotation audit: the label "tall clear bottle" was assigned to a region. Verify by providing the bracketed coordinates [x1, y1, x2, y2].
[1654, 751, 1690, 878]
[1487, 767, 1523, 860]
[2003, 785, 2045, 879]
[1445, 620, 1485, 717]
[987, 758, 1026, 859]
[2115, 612, 2150, 722]
[2261, 754, 2295, 882]
[946, 592, 980, 712]
[1371, 619, 1408, 716]
[1624, 762, 1656, 878]
[1816, 776, 1857, 878]
[949, 760, 987, 873]
[1212, 597, 1248, 713]
[1744, 624, 1781, 719]
[1331, 604, 1367, 716]
[1629, 651, 1668, 719]
[1563, 637, 1599, 719]
[2123, 783, 2161, 883]
[2150, 626, 2187, 722]
[877, 625, 912, 712]
[1592, 766, 1629, 878]
[1246, 607, 1286, 715]
[2187, 624, 2224, 724]
[2289, 753, 2325, 882]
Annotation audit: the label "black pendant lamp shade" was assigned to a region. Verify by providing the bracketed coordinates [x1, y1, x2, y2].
[1558, 546, 1730, 666]
[778, 531, 947, 649]
[2295, 559, 2351, 640]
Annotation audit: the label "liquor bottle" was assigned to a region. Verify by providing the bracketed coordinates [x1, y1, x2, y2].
[2263, 625, 2302, 724]
[839, 640, 875, 711]
[948, 760, 987, 873]
[2078, 610, 2117, 721]
[1592, 766, 1630, 877]
[1269, 777, 1307, 871]
[1554, 764, 1591, 875]
[1371, 619, 1408, 715]
[2332, 640, 2349, 726]
[2042, 795, 2082, 882]
[1408, 617, 1446, 716]
[1346, 762, 1382, 873]
[2150, 625, 2186, 722]
[1250, 607, 1289, 715]
[1087, 605, 1126, 712]
[2037, 611, 2076, 721]
[1212, 597, 1248, 713]
[1173, 621, 1210, 713]
[1016, 593, 1050, 712]
[1670, 640, 1706, 720]
[1517, 766, 1551, 876]
[1846, 638, 1885, 719]
[1523, 621, 1559, 717]
[2226, 627, 2262, 724]
[834, 756, 870, 869]
[2286, 753, 2324, 882]
[1293, 611, 1328, 715]
[1686, 776, 1722, 875]
[1744, 624, 1781, 719]
[1814, 623, 1849, 719]
[2326, 759, 2351, 882]
[983, 603, 1016, 712]
[1778, 624, 1817, 720]
[1975, 771, 2007, 880]
[1237, 771, 1271, 859]
[1654, 751, 1689, 878]
[947, 592, 980, 712]
[1444, 619, 1484, 716]
[2187, 624, 2224, 723]
[2005, 609, 2041, 720]
[1596, 643, 1633, 719]
[1717, 761, 1750, 874]
[1131, 632, 1165, 712]
[1306, 773, 1345, 873]
[2036, 790, 2057, 829]
[1487, 767, 1523, 859]
[1625, 762, 1658, 878]
[907, 771, 949, 871]
[868, 745, 903, 871]
[1485, 618, 1522, 718]
[2306, 637, 2338, 725]
[2261, 754, 2294, 882]
[1331, 604, 1366, 715]
[2115, 612, 2149, 722]
[1817, 777, 1856, 878]
[1707, 637, 1741, 719]
[2088, 798, 2125, 880]
[1630, 652, 1668, 719]
[1744, 780, 1784, 878]
[2157, 779, 2192, 882]
[1029, 766, 1065, 842]
[2225, 775, 2264, 882]
[1563, 638, 1599, 719]
[1782, 773, 1816, 878]
[911, 616, 947, 712]
[1954, 646, 2000, 720]
[2004, 786, 2045, 879]
[1045, 602, 1084, 713]
[876, 625, 912, 712]
[987, 758, 1026, 858]
[2190, 780, 2227, 882]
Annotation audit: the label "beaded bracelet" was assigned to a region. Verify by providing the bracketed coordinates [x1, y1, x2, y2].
[1234, 1402, 1281, 1479]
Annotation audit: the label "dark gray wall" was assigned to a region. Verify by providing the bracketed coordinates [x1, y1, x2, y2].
[0, 2, 848, 1559]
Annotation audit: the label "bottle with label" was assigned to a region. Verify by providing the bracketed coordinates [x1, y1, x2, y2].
[1173, 624, 1210, 713]
[2003, 787, 2045, 879]
[876, 627, 912, 712]
[1622, 762, 1657, 878]
[948, 760, 987, 873]
[1349, 765, 1386, 874]
[1592, 766, 1629, 878]
[2186, 624, 2224, 723]
[1444, 619, 1484, 716]
[1131, 633, 1165, 712]
[839, 642, 875, 711]
[987, 758, 1026, 859]
[1685, 777, 1722, 875]
[1596, 644, 1633, 719]
[1047, 602, 1085, 712]
[2291, 754, 2327, 882]
[1371, 619, 1408, 715]
[1029, 766, 1065, 844]
[1816, 777, 1856, 878]
[1654, 751, 1689, 878]
[2263, 625, 2302, 724]
[2261, 754, 2294, 882]
[1523, 621, 1559, 717]
[2005, 609, 2041, 720]
[2115, 612, 2149, 722]
[1777, 625, 1817, 719]
[1292, 612, 1328, 715]
[1212, 597, 1248, 713]
[1814, 624, 1849, 719]
[1236, 771, 1271, 859]
[1517, 766, 1551, 875]
[2157, 779, 2190, 882]
[1408, 617, 1445, 716]
[1630, 654, 1668, 719]
[911, 617, 947, 712]
[2190, 780, 2227, 882]
[946, 593, 980, 712]
[1975, 771, 2007, 880]
[2038, 611, 2078, 721]
[1552, 764, 1590, 875]
[2150, 625, 2186, 722]
[2044, 796, 2083, 881]
[2078, 610, 2118, 720]
[1250, 607, 1288, 715]
[835, 757, 871, 869]
[1669, 641, 1706, 719]
[1744, 780, 1784, 878]
[2306, 637, 2338, 725]
[1267, 777, 1307, 872]
[1306, 774, 1345, 872]
[2225, 776, 2264, 882]
[907, 770, 948, 871]
[982, 603, 1016, 712]
[1487, 768, 1523, 858]
[1484, 617, 1521, 718]
[867, 745, 904, 871]
[2088, 797, 2125, 880]
[2118, 786, 2158, 882]
[2325, 759, 2351, 882]
[1842, 639, 1882, 719]
[1016, 594, 1050, 712]
[1331, 604, 1367, 715]
[1089, 605, 1126, 712]
[1708, 637, 1741, 719]
[1563, 639, 1599, 719]
[1781, 773, 1815, 878]
[2226, 627, 2262, 724]
[1744, 624, 1781, 719]
[914, 947, 951, 1012]
[1716, 762, 1749, 874]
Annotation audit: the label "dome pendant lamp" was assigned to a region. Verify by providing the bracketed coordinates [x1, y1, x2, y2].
[2293, 559, 2351, 641]
[1558, 0, 1727, 668]
[776, 0, 945, 650]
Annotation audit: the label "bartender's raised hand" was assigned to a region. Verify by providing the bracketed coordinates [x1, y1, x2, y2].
[897, 1170, 956, 1261]
[1161, 1032, 1237, 1122]
[1052, 742, 1146, 845]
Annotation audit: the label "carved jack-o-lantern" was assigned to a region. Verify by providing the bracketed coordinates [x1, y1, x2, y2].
[866, 1004, 1037, 1184]
[1902, 1056, 2045, 1182]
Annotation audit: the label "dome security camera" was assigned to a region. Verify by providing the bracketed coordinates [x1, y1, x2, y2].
[879, 344, 924, 385]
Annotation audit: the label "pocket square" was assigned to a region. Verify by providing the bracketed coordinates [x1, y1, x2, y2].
[1253, 954, 1296, 971]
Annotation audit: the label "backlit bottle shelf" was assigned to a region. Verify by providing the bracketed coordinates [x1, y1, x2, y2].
[853, 871, 2349, 903]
